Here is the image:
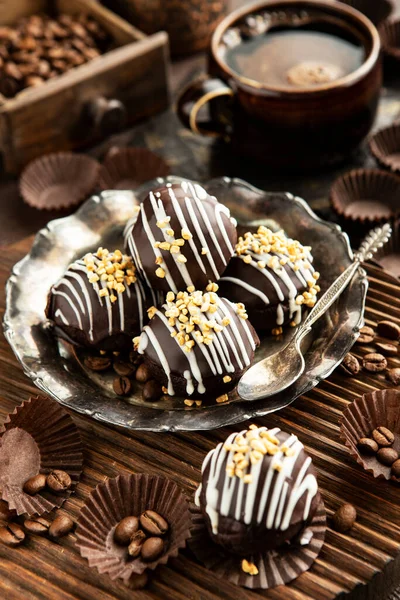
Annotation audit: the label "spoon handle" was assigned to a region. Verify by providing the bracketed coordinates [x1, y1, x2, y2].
[295, 223, 392, 339]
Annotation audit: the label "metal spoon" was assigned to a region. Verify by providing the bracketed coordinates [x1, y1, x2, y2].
[238, 223, 391, 402]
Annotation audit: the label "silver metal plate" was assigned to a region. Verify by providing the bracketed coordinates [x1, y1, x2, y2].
[3, 177, 367, 431]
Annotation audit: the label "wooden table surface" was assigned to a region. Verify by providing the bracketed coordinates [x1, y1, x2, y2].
[2, 1, 400, 599]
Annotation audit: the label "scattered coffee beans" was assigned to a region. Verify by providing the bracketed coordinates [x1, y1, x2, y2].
[0, 523, 25, 546]
[375, 342, 398, 356]
[339, 353, 360, 376]
[140, 510, 169, 536]
[114, 516, 139, 546]
[363, 353, 387, 373]
[24, 517, 51, 535]
[113, 360, 135, 377]
[357, 325, 375, 344]
[128, 530, 146, 558]
[377, 447, 399, 466]
[377, 320, 400, 340]
[332, 503, 357, 533]
[84, 355, 111, 372]
[141, 537, 164, 561]
[391, 459, 400, 477]
[49, 514, 74, 539]
[0, 500, 15, 522]
[387, 368, 400, 386]
[142, 380, 163, 402]
[23, 473, 47, 495]
[135, 363, 151, 384]
[129, 571, 148, 590]
[113, 376, 132, 396]
[357, 437, 378, 455]
[47, 470, 72, 493]
[371, 426, 395, 447]
[129, 351, 142, 366]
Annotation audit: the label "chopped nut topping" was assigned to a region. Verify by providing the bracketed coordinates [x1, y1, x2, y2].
[216, 394, 229, 404]
[223, 375, 232, 383]
[272, 327, 283, 336]
[184, 399, 194, 407]
[147, 306, 157, 319]
[83, 248, 136, 299]
[155, 267, 166, 278]
[162, 386, 168, 394]
[242, 559, 258, 576]
[201, 247, 208, 254]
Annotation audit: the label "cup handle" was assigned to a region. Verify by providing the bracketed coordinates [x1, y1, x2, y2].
[176, 75, 233, 137]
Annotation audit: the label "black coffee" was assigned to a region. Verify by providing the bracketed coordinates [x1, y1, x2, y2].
[224, 29, 365, 88]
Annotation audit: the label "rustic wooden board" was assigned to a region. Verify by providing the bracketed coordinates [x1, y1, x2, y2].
[1, 237, 400, 599]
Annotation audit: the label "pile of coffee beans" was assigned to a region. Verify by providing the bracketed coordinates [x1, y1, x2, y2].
[84, 350, 164, 403]
[339, 320, 400, 384]
[0, 13, 111, 97]
[114, 509, 169, 563]
[23, 469, 72, 495]
[0, 499, 74, 547]
[358, 426, 400, 476]
[332, 503, 357, 533]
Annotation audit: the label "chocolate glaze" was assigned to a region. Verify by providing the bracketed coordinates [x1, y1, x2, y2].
[46, 254, 157, 351]
[137, 296, 259, 398]
[125, 181, 237, 294]
[195, 427, 319, 555]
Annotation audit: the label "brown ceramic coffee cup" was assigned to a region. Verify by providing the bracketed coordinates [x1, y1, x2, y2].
[177, 0, 381, 169]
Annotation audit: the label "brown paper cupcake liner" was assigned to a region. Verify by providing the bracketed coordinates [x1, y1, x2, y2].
[338, 0, 393, 27]
[98, 147, 170, 191]
[341, 389, 400, 482]
[188, 495, 326, 590]
[330, 168, 400, 224]
[0, 395, 83, 516]
[379, 20, 400, 61]
[75, 474, 191, 584]
[372, 218, 400, 278]
[369, 125, 400, 174]
[19, 152, 100, 210]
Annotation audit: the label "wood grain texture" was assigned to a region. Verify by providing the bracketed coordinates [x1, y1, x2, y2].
[1, 238, 400, 599]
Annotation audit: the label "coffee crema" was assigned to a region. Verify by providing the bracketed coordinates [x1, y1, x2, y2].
[224, 29, 365, 89]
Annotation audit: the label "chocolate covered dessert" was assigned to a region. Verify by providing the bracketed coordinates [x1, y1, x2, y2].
[195, 424, 319, 555]
[46, 248, 156, 351]
[134, 284, 259, 398]
[218, 226, 320, 332]
[125, 181, 237, 294]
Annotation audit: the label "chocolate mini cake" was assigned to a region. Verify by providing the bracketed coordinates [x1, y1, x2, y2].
[46, 248, 156, 351]
[125, 181, 237, 294]
[134, 284, 259, 399]
[195, 424, 319, 555]
[218, 226, 320, 333]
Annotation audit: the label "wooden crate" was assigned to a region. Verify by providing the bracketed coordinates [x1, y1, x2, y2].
[0, 0, 170, 173]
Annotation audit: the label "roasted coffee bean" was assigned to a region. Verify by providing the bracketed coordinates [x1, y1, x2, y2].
[0, 523, 25, 546]
[387, 368, 400, 386]
[391, 459, 400, 477]
[128, 571, 148, 590]
[357, 437, 378, 455]
[135, 363, 151, 384]
[140, 510, 169, 536]
[47, 470, 72, 493]
[84, 355, 111, 371]
[357, 325, 375, 344]
[141, 537, 164, 561]
[128, 530, 146, 558]
[23, 473, 47, 496]
[4, 61, 23, 80]
[114, 516, 139, 546]
[113, 376, 132, 396]
[375, 342, 398, 356]
[339, 353, 360, 376]
[332, 503, 357, 533]
[24, 517, 51, 535]
[113, 360, 135, 377]
[49, 514, 74, 538]
[377, 320, 400, 340]
[363, 353, 387, 373]
[25, 75, 44, 87]
[142, 380, 163, 402]
[371, 426, 395, 447]
[0, 500, 15, 522]
[129, 350, 142, 366]
[377, 447, 399, 466]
